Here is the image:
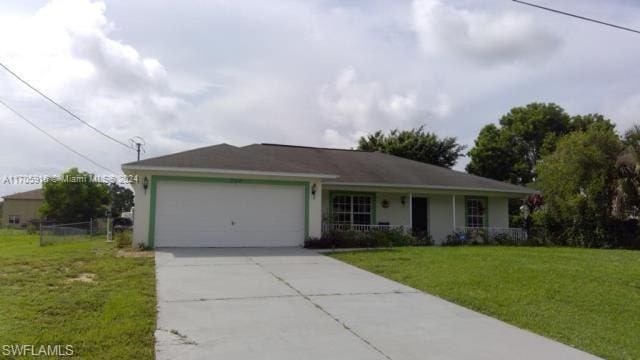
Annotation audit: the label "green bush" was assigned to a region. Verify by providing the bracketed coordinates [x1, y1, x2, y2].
[410, 230, 434, 246]
[114, 229, 133, 248]
[26, 224, 38, 235]
[443, 229, 489, 246]
[305, 228, 417, 249]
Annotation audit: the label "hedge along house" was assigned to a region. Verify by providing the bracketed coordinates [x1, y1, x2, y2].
[121, 143, 534, 248]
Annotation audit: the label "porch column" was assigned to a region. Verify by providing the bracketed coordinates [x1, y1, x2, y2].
[452, 194, 456, 231]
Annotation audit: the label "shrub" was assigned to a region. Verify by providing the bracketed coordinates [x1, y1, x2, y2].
[410, 230, 434, 246]
[492, 233, 515, 246]
[305, 228, 416, 249]
[26, 224, 38, 235]
[443, 229, 515, 246]
[114, 228, 133, 248]
[443, 231, 466, 246]
[443, 228, 489, 246]
[609, 218, 640, 249]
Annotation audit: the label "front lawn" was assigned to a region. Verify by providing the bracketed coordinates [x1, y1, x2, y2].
[330, 246, 640, 360]
[0, 229, 156, 359]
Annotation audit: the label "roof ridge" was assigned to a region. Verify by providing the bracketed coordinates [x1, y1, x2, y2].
[123, 143, 238, 166]
[256, 143, 370, 153]
[124, 142, 328, 175]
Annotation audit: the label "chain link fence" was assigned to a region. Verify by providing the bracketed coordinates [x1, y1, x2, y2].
[39, 218, 112, 246]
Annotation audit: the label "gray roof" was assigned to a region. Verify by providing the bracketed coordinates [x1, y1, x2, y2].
[2, 188, 43, 200]
[124, 143, 533, 194]
[123, 143, 320, 174]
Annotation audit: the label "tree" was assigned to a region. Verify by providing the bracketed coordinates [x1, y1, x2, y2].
[357, 126, 466, 168]
[108, 183, 134, 218]
[613, 125, 640, 218]
[465, 124, 521, 184]
[40, 168, 110, 222]
[466, 103, 615, 185]
[536, 126, 622, 247]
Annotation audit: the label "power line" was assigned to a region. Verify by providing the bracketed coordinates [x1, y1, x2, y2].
[0, 60, 135, 150]
[512, 0, 640, 35]
[0, 98, 116, 174]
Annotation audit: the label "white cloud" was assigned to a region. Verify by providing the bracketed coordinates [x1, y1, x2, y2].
[1, 0, 640, 196]
[318, 68, 451, 146]
[0, 0, 187, 193]
[607, 94, 640, 132]
[411, 0, 563, 65]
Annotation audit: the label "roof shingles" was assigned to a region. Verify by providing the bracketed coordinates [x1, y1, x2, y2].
[2, 188, 43, 200]
[123, 143, 532, 194]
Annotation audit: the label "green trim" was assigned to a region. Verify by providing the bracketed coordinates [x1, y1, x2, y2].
[464, 196, 488, 228]
[328, 190, 377, 225]
[147, 175, 311, 248]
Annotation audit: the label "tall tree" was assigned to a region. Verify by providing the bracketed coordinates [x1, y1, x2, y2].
[467, 103, 615, 185]
[40, 168, 110, 222]
[357, 126, 466, 168]
[108, 183, 134, 218]
[613, 125, 640, 218]
[536, 126, 622, 247]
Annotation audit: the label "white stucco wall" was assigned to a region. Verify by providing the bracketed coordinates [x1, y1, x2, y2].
[126, 169, 518, 248]
[123, 169, 322, 247]
[426, 194, 454, 244]
[308, 181, 322, 238]
[376, 192, 411, 226]
[130, 176, 150, 248]
[488, 197, 509, 228]
[322, 185, 519, 245]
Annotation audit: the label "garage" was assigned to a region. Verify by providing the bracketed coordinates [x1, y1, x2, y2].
[153, 180, 306, 247]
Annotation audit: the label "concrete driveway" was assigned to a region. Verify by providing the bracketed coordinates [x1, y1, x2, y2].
[155, 247, 600, 360]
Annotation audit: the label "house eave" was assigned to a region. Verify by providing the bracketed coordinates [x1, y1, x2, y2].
[121, 165, 339, 180]
[322, 181, 535, 196]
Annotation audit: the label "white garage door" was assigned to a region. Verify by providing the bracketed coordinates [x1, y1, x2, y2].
[154, 181, 305, 247]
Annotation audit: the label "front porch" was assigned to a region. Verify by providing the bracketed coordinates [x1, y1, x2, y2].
[319, 186, 526, 244]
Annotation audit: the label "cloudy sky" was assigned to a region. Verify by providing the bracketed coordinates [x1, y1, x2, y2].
[1, 0, 639, 196]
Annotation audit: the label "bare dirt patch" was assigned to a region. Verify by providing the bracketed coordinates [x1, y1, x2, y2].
[65, 273, 96, 283]
[117, 249, 155, 258]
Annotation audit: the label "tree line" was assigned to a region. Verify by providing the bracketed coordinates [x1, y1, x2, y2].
[358, 103, 640, 248]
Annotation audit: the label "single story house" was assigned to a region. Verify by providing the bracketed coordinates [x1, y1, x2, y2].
[122, 143, 534, 248]
[1, 188, 44, 228]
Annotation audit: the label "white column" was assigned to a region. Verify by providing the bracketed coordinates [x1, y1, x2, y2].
[452, 194, 456, 230]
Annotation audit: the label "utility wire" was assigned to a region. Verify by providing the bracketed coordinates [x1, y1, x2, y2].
[0, 61, 134, 150]
[0, 98, 116, 174]
[512, 0, 640, 35]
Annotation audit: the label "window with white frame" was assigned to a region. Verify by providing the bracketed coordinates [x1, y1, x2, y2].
[331, 194, 372, 225]
[8, 215, 20, 225]
[466, 198, 486, 228]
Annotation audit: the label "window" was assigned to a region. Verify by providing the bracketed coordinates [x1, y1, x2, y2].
[8, 215, 20, 225]
[466, 198, 486, 228]
[331, 194, 372, 225]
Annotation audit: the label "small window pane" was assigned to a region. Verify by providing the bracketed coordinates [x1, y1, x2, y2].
[331, 194, 372, 226]
[466, 199, 485, 228]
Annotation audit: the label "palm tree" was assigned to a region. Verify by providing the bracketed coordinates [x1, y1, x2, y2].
[613, 126, 640, 218]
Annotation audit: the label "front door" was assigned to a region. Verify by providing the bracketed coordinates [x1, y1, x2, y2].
[411, 197, 428, 233]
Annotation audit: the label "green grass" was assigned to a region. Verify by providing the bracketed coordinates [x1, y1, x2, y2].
[0, 229, 156, 359]
[330, 246, 640, 360]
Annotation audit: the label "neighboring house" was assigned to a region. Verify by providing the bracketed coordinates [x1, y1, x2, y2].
[1, 188, 44, 228]
[122, 143, 534, 248]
